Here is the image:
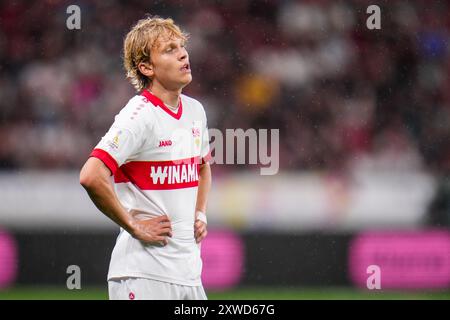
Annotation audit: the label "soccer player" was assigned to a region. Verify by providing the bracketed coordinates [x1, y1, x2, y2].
[79, 16, 211, 300]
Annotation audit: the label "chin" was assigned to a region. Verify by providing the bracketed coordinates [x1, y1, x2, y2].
[180, 75, 192, 88]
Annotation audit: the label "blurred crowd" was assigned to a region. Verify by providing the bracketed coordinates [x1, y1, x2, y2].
[0, 0, 449, 175]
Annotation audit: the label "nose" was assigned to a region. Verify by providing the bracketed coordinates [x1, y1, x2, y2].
[179, 47, 188, 61]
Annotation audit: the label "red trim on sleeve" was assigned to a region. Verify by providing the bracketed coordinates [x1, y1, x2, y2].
[90, 148, 119, 176]
[141, 89, 183, 120]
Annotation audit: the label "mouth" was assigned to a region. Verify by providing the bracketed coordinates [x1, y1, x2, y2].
[181, 63, 191, 72]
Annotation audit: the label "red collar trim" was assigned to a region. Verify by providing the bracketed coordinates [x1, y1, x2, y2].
[141, 89, 183, 120]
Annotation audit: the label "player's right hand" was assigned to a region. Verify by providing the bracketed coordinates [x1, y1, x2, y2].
[129, 214, 172, 246]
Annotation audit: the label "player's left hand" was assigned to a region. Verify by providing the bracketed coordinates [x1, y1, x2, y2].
[194, 219, 207, 243]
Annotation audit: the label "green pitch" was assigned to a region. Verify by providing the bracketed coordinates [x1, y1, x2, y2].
[0, 286, 449, 300]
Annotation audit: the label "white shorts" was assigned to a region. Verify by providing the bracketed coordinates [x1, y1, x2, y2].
[108, 277, 208, 300]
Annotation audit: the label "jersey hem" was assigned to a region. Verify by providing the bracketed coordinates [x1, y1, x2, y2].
[107, 272, 202, 287]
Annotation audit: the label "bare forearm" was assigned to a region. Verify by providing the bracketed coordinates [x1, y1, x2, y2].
[84, 178, 135, 232]
[80, 158, 135, 233]
[196, 163, 211, 213]
[80, 158, 173, 244]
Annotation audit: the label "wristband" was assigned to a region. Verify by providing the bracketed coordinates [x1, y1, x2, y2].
[196, 210, 207, 224]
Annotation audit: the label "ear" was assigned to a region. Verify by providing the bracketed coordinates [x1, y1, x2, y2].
[138, 61, 154, 79]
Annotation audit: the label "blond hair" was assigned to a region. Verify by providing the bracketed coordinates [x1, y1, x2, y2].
[123, 16, 189, 92]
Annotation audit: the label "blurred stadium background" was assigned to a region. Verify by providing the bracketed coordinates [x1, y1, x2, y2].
[1, 0, 450, 299]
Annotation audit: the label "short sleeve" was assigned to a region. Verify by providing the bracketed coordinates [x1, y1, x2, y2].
[90, 126, 142, 175]
[89, 98, 147, 175]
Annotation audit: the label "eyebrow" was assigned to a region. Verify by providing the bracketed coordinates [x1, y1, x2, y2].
[161, 39, 185, 51]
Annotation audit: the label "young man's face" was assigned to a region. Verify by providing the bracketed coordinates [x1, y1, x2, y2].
[149, 35, 192, 91]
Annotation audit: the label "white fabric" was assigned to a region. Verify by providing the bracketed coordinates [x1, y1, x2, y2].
[196, 211, 207, 224]
[108, 277, 207, 300]
[93, 92, 210, 286]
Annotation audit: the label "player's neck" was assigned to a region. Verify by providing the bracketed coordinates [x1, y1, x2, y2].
[147, 82, 181, 108]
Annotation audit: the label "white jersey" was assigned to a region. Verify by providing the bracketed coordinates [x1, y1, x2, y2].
[90, 89, 210, 286]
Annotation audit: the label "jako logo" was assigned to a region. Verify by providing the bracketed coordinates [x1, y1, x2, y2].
[159, 140, 172, 147]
